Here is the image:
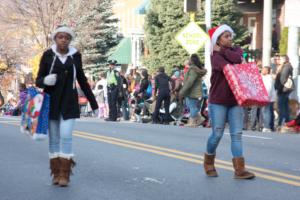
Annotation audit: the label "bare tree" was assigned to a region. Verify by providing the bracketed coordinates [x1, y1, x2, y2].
[0, 0, 99, 76]
[0, 0, 71, 49]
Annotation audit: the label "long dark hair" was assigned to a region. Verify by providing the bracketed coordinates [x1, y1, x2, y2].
[141, 69, 148, 79]
[189, 54, 203, 69]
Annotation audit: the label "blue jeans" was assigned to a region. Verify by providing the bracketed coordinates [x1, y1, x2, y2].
[206, 104, 244, 158]
[249, 106, 262, 130]
[278, 93, 290, 126]
[186, 97, 200, 118]
[262, 103, 274, 129]
[49, 116, 75, 156]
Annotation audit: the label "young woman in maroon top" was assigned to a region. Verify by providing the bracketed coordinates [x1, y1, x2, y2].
[203, 25, 255, 179]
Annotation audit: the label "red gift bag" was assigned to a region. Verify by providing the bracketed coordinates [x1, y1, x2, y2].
[223, 62, 269, 107]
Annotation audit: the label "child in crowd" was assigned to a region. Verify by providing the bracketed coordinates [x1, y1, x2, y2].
[95, 85, 107, 118]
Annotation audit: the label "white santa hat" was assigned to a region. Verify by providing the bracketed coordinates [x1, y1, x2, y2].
[51, 25, 75, 41]
[208, 24, 234, 54]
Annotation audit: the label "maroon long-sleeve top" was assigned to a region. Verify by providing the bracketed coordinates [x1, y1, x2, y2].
[209, 46, 243, 106]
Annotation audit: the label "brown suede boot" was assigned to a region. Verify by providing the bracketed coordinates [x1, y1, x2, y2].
[50, 158, 60, 185]
[58, 158, 76, 187]
[232, 157, 255, 179]
[203, 153, 218, 177]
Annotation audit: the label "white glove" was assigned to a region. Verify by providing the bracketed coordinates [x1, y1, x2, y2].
[43, 74, 57, 86]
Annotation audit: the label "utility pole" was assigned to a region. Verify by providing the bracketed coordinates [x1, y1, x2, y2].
[204, 0, 211, 88]
[262, 0, 272, 67]
[183, 0, 211, 87]
[288, 27, 299, 78]
[285, 0, 300, 100]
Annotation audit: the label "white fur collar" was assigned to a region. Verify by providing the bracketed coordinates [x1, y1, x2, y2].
[51, 44, 78, 57]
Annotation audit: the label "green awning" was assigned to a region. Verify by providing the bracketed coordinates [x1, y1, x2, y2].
[108, 38, 132, 65]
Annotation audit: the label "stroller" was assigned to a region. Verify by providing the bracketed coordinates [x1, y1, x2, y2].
[148, 97, 183, 125]
[129, 94, 152, 123]
[159, 100, 184, 125]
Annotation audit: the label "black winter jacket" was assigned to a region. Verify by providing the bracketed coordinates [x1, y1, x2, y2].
[136, 78, 149, 99]
[154, 72, 171, 95]
[36, 49, 98, 120]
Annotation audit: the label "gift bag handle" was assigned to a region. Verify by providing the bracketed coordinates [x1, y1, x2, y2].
[49, 55, 57, 74]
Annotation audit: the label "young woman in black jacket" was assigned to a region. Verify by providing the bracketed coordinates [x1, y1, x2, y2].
[36, 26, 98, 187]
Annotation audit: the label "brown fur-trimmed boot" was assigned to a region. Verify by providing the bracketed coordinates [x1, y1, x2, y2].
[58, 158, 76, 187]
[232, 157, 255, 179]
[50, 158, 60, 185]
[203, 153, 218, 177]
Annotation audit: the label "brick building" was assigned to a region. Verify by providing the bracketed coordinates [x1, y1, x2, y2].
[238, 0, 284, 52]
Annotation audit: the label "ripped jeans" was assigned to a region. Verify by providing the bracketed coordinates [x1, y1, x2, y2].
[206, 103, 244, 158]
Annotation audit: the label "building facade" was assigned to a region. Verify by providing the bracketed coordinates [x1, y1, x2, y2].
[111, 0, 146, 68]
[238, 0, 285, 51]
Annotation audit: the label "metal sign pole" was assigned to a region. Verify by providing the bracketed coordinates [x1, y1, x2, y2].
[204, 0, 212, 89]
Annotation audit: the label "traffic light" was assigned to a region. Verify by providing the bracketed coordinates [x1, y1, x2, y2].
[184, 0, 199, 13]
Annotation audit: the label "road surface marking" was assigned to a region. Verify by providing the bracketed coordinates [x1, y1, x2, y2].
[74, 131, 300, 186]
[74, 131, 300, 181]
[1, 121, 300, 187]
[0, 120, 21, 123]
[0, 121, 19, 126]
[0, 118, 274, 140]
[74, 132, 300, 187]
[224, 132, 272, 140]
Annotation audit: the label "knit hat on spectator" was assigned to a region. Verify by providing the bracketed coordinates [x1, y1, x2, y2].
[52, 25, 75, 41]
[208, 24, 234, 55]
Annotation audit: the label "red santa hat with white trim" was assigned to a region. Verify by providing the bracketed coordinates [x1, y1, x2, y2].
[208, 24, 234, 54]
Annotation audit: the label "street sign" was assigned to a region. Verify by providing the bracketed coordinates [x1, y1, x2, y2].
[176, 21, 209, 55]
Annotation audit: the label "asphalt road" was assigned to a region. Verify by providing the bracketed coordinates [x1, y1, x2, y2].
[0, 116, 300, 200]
